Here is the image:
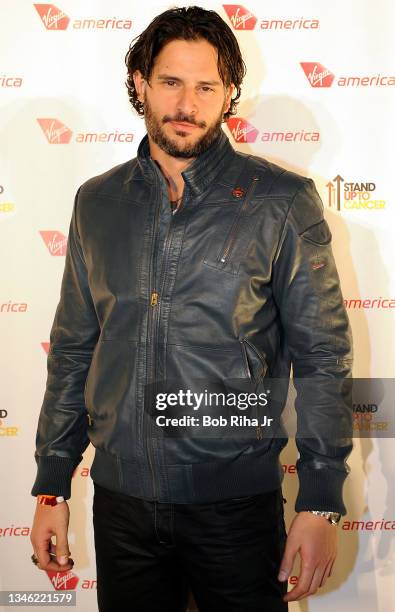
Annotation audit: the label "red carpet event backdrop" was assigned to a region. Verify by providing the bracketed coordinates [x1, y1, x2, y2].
[1, 1, 394, 610]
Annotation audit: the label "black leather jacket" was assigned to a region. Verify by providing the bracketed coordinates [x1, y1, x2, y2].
[31, 130, 353, 514]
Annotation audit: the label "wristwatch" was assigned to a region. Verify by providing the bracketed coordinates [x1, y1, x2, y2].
[307, 510, 341, 525]
[37, 494, 65, 506]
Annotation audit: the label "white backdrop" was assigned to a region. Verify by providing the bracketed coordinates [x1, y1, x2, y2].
[1, 1, 394, 610]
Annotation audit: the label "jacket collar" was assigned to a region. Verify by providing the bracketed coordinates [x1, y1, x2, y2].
[131, 128, 235, 197]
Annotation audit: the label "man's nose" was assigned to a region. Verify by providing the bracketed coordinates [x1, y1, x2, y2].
[176, 86, 198, 117]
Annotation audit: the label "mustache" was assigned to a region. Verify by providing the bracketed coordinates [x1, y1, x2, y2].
[162, 114, 207, 129]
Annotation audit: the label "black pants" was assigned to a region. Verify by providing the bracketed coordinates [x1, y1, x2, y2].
[93, 482, 289, 612]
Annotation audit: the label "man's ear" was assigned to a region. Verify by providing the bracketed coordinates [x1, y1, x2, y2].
[224, 83, 236, 114]
[133, 70, 146, 103]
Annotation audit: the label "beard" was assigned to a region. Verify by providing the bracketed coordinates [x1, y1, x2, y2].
[143, 94, 226, 159]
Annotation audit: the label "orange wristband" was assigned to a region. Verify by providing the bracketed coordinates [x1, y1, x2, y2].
[37, 494, 65, 506]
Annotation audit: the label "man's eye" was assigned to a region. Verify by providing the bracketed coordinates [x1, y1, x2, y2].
[166, 80, 177, 86]
[201, 86, 214, 92]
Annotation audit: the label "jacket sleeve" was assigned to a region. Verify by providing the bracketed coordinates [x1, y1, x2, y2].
[272, 178, 353, 515]
[31, 187, 100, 499]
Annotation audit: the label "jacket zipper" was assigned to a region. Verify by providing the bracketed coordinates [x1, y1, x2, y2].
[242, 338, 268, 379]
[83, 340, 101, 424]
[146, 184, 184, 500]
[240, 338, 265, 440]
[245, 338, 267, 439]
[146, 184, 162, 501]
[294, 355, 346, 364]
[218, 177, 259, 264]
[153, 202, 178, 379]
[240, 339, 252, 381]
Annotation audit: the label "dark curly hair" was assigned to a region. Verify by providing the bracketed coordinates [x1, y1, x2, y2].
[125, 6, 246, 121]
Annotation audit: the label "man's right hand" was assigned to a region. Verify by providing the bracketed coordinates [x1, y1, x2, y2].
[30, 499, 74, 572]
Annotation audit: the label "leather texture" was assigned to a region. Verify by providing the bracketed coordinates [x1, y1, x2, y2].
[31, 131, 353, 513]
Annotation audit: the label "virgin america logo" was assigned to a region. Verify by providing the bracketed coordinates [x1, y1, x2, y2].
[46, 570, 79, 590]
[34, 3, 132, 30]
[39, 231, 68, 256]
[226, 118, 259, 143]
[34, 4, 70, 30]
[37, 118, 73, 143]
[37, 118, 133, 143]
[301, 63, 395, 88]
[300, 63, 335, 87]
[223, 5, 257, 30]
[41, 342, 50, 353]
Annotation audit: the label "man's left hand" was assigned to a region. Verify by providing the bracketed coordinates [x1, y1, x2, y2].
[277, 511, 337, 602]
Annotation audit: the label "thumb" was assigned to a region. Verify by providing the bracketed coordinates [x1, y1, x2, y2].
[278, 539, 297, 582]
[55, 531, 71, 565]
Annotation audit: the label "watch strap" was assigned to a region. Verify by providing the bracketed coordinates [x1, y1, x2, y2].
[307, 510, 341, 525]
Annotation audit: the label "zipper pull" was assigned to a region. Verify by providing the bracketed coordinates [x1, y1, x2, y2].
[256, 425, 263, 440]
[151, 292, 159, 306]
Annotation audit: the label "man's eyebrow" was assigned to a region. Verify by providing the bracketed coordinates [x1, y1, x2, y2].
[157, 74, 221, 86]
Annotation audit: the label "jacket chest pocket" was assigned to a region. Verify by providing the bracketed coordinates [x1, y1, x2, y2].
[203, 178, 259, 276]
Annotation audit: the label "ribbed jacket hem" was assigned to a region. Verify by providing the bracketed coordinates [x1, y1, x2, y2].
[295, 467, 348, 515]
[31, 454, 82, 499]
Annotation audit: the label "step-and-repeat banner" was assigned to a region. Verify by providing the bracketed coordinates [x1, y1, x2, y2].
[1, 1, 394, 611]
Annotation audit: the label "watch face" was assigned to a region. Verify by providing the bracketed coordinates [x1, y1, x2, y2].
[329, 513, 341, 523]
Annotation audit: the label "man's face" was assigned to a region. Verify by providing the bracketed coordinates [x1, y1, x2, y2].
[133, 38, 234, 159]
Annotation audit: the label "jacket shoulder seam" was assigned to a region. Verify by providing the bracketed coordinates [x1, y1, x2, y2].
[272, 177, 313, 264]
[79, 158, 137, 195]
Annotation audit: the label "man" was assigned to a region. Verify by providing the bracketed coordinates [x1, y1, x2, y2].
[30, 6, 353, 612]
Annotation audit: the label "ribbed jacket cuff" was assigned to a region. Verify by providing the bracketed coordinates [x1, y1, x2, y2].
[31, 455, 81, 500]
[295, 468, 348, 515]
